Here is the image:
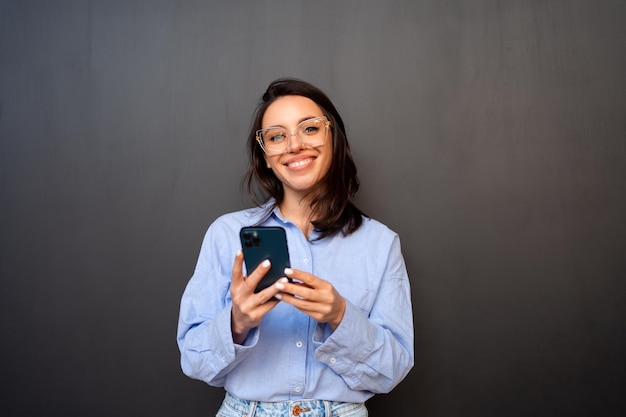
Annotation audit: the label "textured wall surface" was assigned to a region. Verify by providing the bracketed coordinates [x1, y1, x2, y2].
[1, 1, 625, 416]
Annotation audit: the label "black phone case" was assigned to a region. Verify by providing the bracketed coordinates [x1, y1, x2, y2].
[240, 226, 291, 293]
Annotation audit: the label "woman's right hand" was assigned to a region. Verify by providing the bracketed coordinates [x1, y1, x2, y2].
[230, 250, 282, 344]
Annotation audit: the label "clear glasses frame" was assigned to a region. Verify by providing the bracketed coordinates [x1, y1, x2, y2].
[255, 116, 331, 156]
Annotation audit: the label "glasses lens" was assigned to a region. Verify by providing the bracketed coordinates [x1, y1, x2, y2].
[259, 128, 289, 155]
[297, 117, 327, 147]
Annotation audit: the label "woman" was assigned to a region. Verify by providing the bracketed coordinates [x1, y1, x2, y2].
[177, 78, 414, 416]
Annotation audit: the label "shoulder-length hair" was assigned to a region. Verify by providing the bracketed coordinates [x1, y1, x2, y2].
[244, 78, 365, 239]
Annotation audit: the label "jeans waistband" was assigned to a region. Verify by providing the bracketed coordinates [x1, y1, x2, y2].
[222, 391, 367, 417]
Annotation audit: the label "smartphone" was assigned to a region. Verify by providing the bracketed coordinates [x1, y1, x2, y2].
[239, 226, 291, 293]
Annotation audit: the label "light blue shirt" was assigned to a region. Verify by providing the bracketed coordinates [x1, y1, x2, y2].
[177, 202, 414, 403]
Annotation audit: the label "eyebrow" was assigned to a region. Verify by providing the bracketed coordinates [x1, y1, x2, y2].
[264, 115, 323, 129]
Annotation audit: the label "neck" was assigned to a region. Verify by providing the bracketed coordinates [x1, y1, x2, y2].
[279, 192, 317, 238]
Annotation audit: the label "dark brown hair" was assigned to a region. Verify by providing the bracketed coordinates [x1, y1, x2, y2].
[244, 78, 365, 239]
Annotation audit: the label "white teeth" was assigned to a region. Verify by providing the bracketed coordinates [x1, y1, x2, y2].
[288, 158, 312, 168]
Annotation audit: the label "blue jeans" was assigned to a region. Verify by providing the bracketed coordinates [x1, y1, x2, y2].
[217, 392, 368, 417]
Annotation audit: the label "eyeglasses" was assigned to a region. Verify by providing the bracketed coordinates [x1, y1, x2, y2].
[256, 116, 331, 155]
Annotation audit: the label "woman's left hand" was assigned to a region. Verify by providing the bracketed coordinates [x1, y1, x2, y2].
[274, 268, 346, 330]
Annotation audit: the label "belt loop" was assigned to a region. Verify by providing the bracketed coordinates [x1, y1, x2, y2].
[324, 400, 331, 416]
[248, 400, 257, 417]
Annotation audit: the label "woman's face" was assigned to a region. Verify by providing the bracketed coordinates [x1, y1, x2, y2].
[261, 95, 333, 200]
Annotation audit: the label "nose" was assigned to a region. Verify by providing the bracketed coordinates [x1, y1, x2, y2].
[286, 132, 305, 153]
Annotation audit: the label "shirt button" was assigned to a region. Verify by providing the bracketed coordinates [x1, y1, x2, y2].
[330, 357, 337, 364]
[296, 341, 303, 348]
[303, 258, 309, 264]
[295, 387, 302, 393]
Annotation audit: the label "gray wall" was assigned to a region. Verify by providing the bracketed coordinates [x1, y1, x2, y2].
[1, 1, 625, 416]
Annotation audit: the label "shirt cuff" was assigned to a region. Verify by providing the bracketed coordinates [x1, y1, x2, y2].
[313, 300, 372, 368]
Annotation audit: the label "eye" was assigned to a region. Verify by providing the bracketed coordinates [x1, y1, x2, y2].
[269, 133, 286, 143]
[300, 120, 323, 136]
[264, 129, 287, 143]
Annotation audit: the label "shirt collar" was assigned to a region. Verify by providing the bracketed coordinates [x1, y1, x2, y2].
[245, 199, 279, 226]
[248, 199, 325, 241]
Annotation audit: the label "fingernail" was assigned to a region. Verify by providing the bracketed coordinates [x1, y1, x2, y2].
[275, 293, 282, 300]
[275, 283, 285, 290]
[279, 277, 288, 283]
[262, 259, 271, 268]
[236, 250, 243, 257]
[284, 268, 293, 275]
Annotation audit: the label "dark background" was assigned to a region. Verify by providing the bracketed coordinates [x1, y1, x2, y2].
[1, 1, 625, 416]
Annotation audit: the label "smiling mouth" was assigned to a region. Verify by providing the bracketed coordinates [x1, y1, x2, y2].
[286, 158, 313, 168]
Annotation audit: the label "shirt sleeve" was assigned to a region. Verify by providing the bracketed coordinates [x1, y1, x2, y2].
[313, 235, 414, 393]
[176, 221, 259, 386]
